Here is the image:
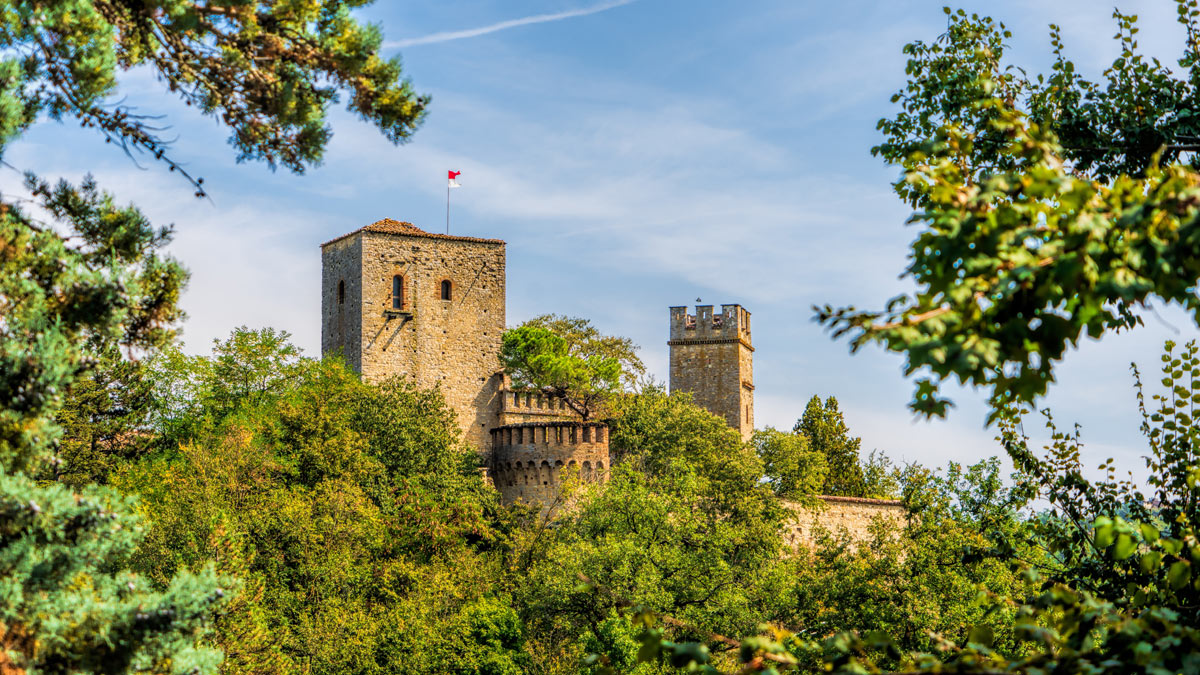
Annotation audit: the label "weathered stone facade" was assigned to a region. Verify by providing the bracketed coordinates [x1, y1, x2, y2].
[668, 304, 754, 440]
[489, 422, 609, 511]
[497, 380, 579, 426]
[321, 219, 506, 451]
[784, 496, 906, 549]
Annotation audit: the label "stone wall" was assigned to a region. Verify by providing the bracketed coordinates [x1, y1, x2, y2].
[490, 422, 609, 510]
[668, 304, 754, 440]
[321, 219, 507, 451]
[784, 495, 907, 549]
[497, 381, 581, 426]
[321, 235, 363, 369]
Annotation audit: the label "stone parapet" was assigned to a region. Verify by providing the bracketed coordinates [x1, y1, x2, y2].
[783, 495, 907, 549]
[669, 304, 752, 342]
[489, 422, 609, 509]
[498, 385, 580, 426]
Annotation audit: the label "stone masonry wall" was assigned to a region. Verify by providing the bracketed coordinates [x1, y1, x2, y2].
[322, 225, 506, 452]
[784, 496, 907, 549]
[497, 384, 581, 426]
[490, 422, 609, 511]
[668, 304, 754, 440]
[321, 235, 363, 370]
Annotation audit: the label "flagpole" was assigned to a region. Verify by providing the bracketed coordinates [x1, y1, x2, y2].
[445, 170, 461, 234]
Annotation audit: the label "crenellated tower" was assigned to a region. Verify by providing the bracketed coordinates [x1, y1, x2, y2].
[668, 304, 754, 440]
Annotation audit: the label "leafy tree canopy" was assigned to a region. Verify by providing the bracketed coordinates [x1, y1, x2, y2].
[524, 388, 785, 673]
[751, 427, 827, 501]
[119, 343, 513, 675]
[500, 315, 643, 420]
[794, 396, 867, 498]
[0, 2, 428, 672]
[49, 344, 155, 488]
[817, 2, 1200, 418]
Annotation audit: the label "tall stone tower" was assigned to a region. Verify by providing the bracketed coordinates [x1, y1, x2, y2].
[668, 304, 754, 440]
[320, 218, 506, 450]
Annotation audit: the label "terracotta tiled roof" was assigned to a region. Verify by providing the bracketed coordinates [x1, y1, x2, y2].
[320, 218, 505, 247]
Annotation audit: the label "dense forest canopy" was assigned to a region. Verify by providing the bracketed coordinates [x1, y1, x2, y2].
[5, 1, 1200, 674]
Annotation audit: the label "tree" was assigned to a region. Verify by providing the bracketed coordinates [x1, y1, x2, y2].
[521, 315, 647, 391]
[608, 386, 766, 501]
[524, 389, 786, 674]
[119, 353, 514, 675]
[773, 460, 1032, 672]
[751, 428, 827, 500]
[49, 344, 155, 487]
[207, 327, 303, 415]
[0, 2, 428, 671]
[500, 316, 643, 420]
[816, 3, 1200, 417]
[794, 396, 867, 498]
[811, 342, 1200, 674]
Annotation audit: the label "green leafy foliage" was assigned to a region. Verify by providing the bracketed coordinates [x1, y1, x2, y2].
[521, 315, 647, 391]
[0, 2, 428, 672]
[500, 316, 641, 420]
[793, 396, 868, 497]
[49, 345, 155, 487]
[752, 427, 827, 500]
[523, 388, 786, 673]
[817, 3, 1200, 417]
[119, 332, 516, 675]
[6, 0, 426, 180]
[828, 343, 1200, 673]
[0, 471, 231, 674]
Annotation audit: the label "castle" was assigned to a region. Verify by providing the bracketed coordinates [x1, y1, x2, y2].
[320, 218, 754, 508]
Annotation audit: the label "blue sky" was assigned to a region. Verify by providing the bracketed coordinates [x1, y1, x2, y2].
[12, 0, 1198, 479]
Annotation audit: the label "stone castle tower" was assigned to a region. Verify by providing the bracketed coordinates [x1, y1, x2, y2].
[668, 304, 754, 440]
[320, 218, 506, 450]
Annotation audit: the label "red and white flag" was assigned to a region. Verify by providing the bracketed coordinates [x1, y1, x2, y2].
[448, 170, 462, 188]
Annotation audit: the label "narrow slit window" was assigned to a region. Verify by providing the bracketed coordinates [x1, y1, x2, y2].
[337, 280, 345, 305]
[440, 279, 452, 301]
[392, 275, 404, 309]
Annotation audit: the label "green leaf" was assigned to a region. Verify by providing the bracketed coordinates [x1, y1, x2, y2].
[1169, 561, 1191, 590]
[1113, 533, 1136, 560]
[1095, 518, 1115, 548]
[968, 624, 995, 648]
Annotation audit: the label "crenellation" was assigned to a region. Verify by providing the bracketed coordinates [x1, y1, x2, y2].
[490, 421, 610, 512]
[497, 378, 578, 426]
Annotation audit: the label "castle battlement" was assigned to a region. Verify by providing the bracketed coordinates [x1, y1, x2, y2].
[669, 304, 752, 344]
[490, 422, 609, 508]
[497, 384, 579, 426]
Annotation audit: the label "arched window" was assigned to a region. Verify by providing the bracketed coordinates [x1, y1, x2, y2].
[391, 275, 404, 309]
[337, 279, 345, 305]
[440, 279, 452, 301]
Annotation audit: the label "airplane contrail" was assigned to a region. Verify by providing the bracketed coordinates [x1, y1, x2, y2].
[385, 0, 638, 49]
